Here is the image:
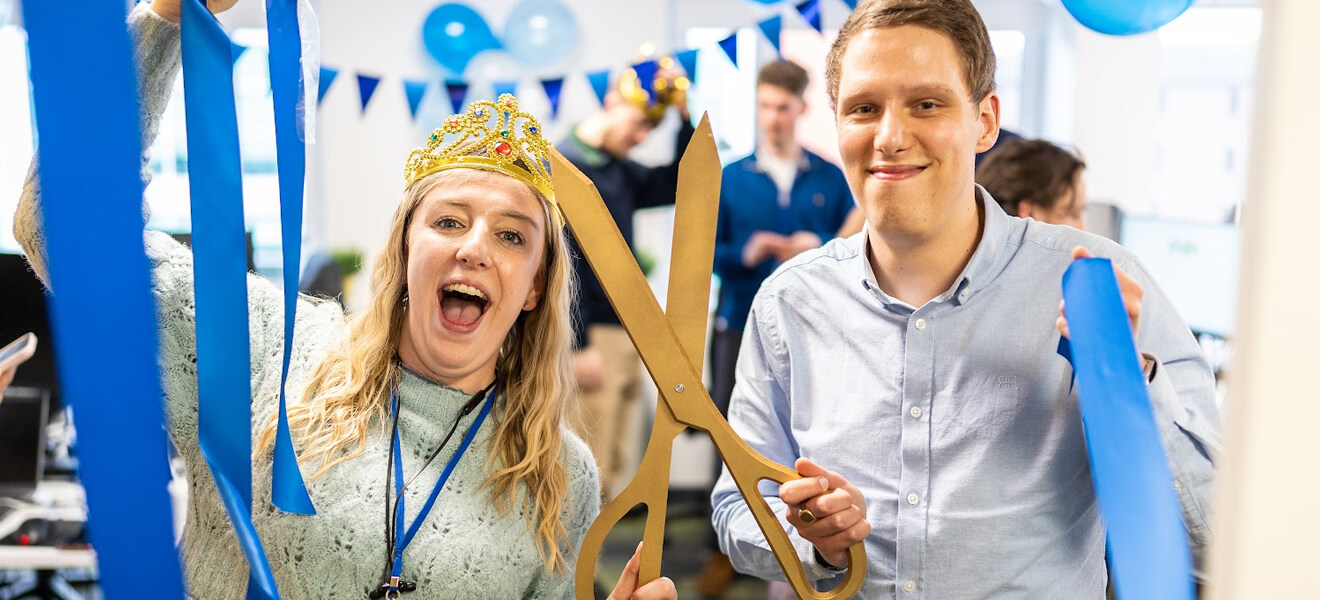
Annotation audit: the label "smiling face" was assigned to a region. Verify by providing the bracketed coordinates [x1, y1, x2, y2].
[834, 25, 999, 244]
[396, 169, 547, 392]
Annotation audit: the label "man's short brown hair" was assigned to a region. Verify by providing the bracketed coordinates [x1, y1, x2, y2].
[758, 59, 810, 98]
[825, 0, 996, 109]
[975, 139, 1086, 216]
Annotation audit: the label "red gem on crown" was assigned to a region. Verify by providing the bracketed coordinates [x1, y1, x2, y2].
[495, 142, 513, 156]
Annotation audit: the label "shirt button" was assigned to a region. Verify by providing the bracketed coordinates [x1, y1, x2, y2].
[914, 318, 926, 330]
[903, 580, 916, 592]
[960, 289, 969, 297]
[910, 406, 923, 418]
[907, 493, 919, 505]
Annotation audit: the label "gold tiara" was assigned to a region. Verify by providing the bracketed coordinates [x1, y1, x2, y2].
[618, 56, 689, 123]
[404, 94, 560, 226]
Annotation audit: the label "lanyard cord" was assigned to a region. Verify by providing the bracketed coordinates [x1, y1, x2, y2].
[378, 381, 496, 589]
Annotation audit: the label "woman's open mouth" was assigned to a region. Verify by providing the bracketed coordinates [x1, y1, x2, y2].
[439, 282, 490, 332]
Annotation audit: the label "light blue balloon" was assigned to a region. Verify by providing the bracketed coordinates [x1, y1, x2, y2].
[423, 3, 501, 75]
[1061, 0, 1194, 36]
[502, 0, 578, 68]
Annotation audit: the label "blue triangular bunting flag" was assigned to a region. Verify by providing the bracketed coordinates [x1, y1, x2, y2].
[758, 15, 783, 54]
[356, 74, 381, 113]
[493, 80, 519, 100]
[717, 32, 739, 67]
[318, 66, 338, 104]
[540, 77, 564, 119]
[586, 69, 611, 107]
[403, 79, 428, 119]
[445, 80, 469, 115]
[675, 49, 699, 85]
[632, 59, 658, 99]
[843, 0, 858, 9]
[796, 0, 823, 32]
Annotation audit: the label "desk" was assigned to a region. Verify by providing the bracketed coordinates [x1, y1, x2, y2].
[0, 546, 96, 600]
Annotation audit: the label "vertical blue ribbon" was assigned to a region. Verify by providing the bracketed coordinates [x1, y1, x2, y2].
[403, 79, 428, 119]
[356, 73, 381, 113]
[493, 79, 519, 100]
[757, 15, 783, 54]
[540, 77, 564, 119]
[717, 32, 739, 68]
[1062, 258, 1194, 600]
[795, 0, 823, 33]
[265, 0, 316, 516]
[20, 2, 185, 598]
[317, 66, 338, 104]
[675, 49, 699, 85]
[181, 0, 283, 597]
[445, 80, 469, 115]
[586, 69, 611, 107]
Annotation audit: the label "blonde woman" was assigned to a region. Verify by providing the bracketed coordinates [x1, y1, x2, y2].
[13, 1, 675, 598]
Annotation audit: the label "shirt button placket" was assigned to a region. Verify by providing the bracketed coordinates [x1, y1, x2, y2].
[898, 312, 932, 599]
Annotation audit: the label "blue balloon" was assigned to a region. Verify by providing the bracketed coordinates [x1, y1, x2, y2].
[423, 3, 501, 75]
[502, 0, 578, 68]
[1062, 0, 1194, 36]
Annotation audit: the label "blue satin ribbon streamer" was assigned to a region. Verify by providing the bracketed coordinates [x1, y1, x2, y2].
[265, 0, 317, 517]
[20, 2, 186, 597]
[758, 15, 783, 53]
[181, 0, 283, 597]
[795, 0, 823, 32]
[1062, 258, 1193, 600]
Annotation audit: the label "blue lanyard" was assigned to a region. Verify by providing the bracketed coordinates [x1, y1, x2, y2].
[387, 384, 497, 593]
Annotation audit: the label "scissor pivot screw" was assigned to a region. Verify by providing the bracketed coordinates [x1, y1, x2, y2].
[674, 384, 685, 393]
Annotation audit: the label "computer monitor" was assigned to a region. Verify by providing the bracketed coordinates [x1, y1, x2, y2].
[167, 231, 257, 272]
[0, 386, 50, 496]
[1119, 217, 1241, 338]
[0, 253, 59, 400]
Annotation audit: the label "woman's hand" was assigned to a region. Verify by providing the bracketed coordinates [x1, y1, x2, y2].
[149, 0, 241, 25]
[607, 542, 677, 600]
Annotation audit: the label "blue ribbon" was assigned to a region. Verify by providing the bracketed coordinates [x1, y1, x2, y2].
[795, 0, 823, 33]
[231, 40, 248, 64]
[586, 69, 611, 107]
[757, 15, 783, 54]
[403, 79, 429, 119]
[318, 66, 338, 104]
[1061, 258, 1193, 600]
[540, 77, 564, 119]
[717, 32, 739, 67]
[493, 79, 519, 100]
[181, 0, 283, 597]
[20, 2, 186, 597]
[265, 0, 316, 516]
[445, 80, 470, 115]
[674, 49, 699, 85]
[356, 73, 381, 113]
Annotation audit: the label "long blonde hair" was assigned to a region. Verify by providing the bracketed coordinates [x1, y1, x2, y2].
[256, 156, 579, 571]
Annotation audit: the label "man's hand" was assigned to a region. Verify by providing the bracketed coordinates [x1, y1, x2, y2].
[1057, 246, 1149, 370]
[743, 232, 787, 268]
[780, 458, 870, 569]
[607, 542, 677, 600]
[150, 0, 241, 25]
[573, 346, 605, 393]
[776, 231, 823, 262]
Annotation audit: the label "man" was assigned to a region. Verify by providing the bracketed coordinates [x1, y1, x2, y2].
[710, 1, 1219, 597]
[698, 59, 858, 598]
[560, 61, 693, 500]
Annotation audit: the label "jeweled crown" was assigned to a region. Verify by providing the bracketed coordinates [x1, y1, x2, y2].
[619, 56, 690, 123]
[404, 94, 558, 223]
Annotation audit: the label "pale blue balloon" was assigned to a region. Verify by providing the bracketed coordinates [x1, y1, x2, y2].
[502, 0, 578, 68]
[423, 3, 501, 75]
[1062, 0, 1194, 36]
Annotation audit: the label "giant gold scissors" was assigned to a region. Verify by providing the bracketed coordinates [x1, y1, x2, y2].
[551, 115, 865, 600]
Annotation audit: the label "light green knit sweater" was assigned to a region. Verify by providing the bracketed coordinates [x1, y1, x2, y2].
[13, 6, 599, 599]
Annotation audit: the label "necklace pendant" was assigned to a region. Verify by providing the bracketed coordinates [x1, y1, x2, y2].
[368, 579, 416, 599]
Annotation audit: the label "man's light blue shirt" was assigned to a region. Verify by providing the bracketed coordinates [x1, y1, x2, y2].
[711, 190, 1220, 599]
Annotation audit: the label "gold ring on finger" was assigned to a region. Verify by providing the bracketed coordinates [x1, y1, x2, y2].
[798, 507, 817, 524]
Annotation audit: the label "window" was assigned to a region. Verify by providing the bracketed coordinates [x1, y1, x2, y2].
[0, 24, 34, 253]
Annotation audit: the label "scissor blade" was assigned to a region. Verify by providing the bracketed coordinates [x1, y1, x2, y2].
[666, 114, 720, 369]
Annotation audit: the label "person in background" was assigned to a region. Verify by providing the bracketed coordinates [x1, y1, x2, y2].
[697, 59, 858, 599]
[976, 137, 1088, 230]
[559, 61, 694, 501]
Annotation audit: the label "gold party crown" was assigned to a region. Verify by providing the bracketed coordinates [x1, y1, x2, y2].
[404, 94, 560, 225]
[619, 56, 690, 123]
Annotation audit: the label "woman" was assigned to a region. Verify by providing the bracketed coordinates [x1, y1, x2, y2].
[13, 1, 674, 598]
[975, 138, 1089, 231]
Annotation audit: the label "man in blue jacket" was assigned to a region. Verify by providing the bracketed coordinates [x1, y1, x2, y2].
[698, 59, 858, 598]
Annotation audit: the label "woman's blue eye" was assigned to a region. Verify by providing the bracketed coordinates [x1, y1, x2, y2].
[437, 218, 461, 229]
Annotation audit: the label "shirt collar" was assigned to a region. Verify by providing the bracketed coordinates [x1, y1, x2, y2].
[856, 185, 1012, 309]
[749, 148, 812, 173]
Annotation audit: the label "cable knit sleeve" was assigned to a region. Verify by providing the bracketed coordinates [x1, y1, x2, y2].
[13, 2, 181, 285]
[525, 431, 601, 599]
